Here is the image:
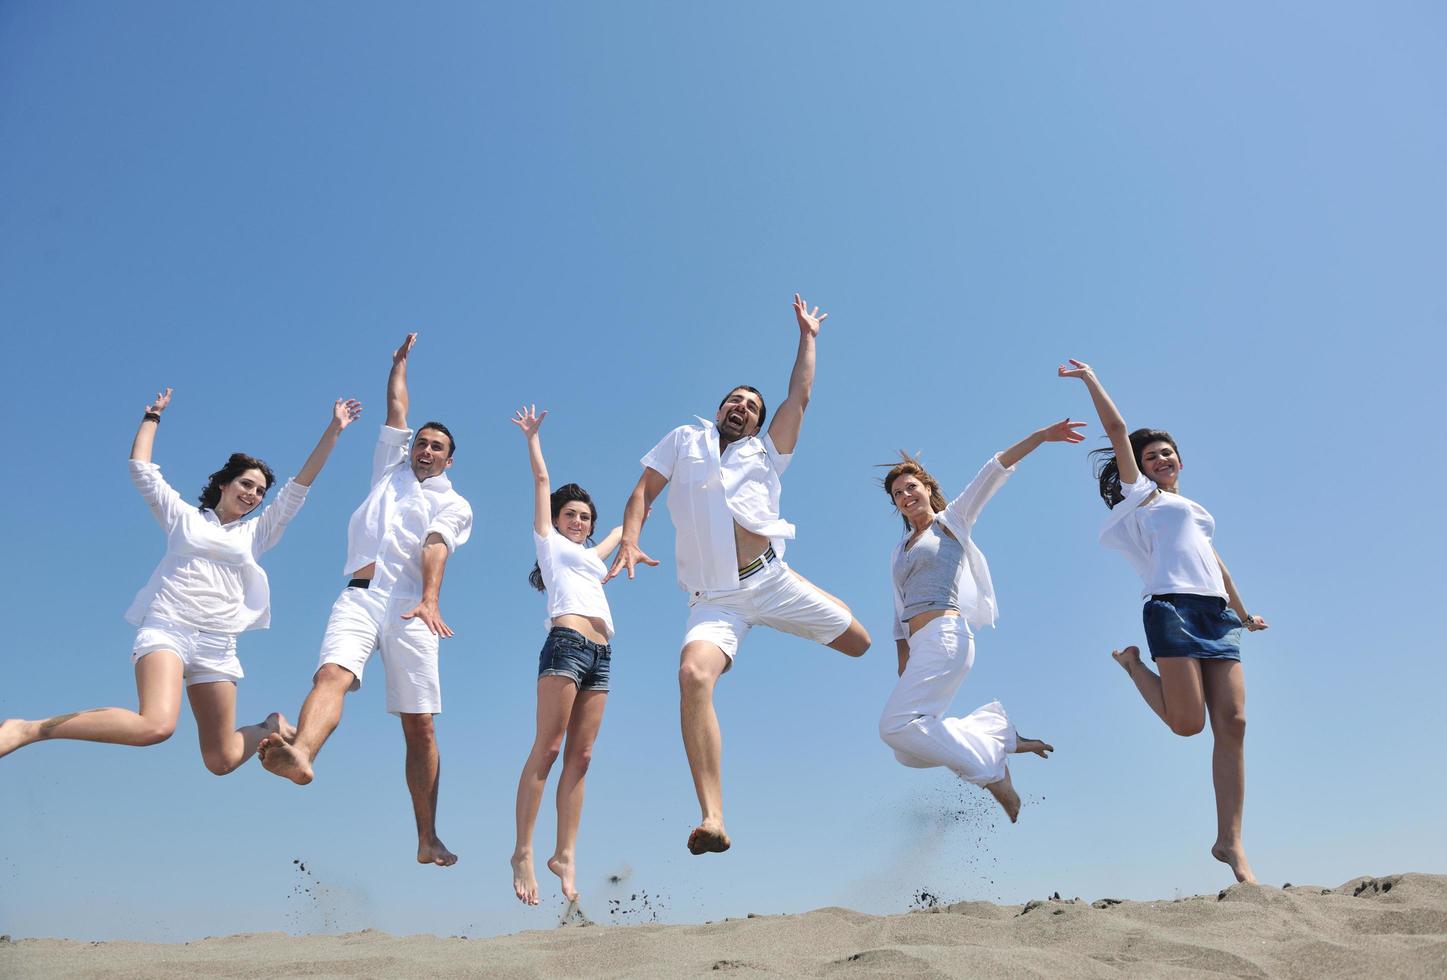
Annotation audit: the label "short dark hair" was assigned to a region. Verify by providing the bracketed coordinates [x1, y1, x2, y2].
[529, 484, 598, 592]
[718, 386, 767, 433]
[1089, 428, 1179, 508]
[198, 453, 275, 512]
[416, 421, 456, 458]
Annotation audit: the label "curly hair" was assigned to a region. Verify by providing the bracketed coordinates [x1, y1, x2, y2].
[1089, 428, 1179, 508]
[880, 452, 948, 532]
[197, 453, 275, 513]
[529, 483, 599, 591]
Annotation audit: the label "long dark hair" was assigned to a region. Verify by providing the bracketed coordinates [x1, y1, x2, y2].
[197, 453, 276, 513]
[1089, 428, 1178, 508]
[880, 452, 948, 532]
[529, 483, 599, 591]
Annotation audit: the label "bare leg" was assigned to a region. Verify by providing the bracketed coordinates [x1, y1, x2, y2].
[548, 689, 607, 902]
[512, 676, 578, 905]
[1112, 646, 1206, 736]
[1, 651, 183, 758]
[788, 570, 871, 657]
[679, 641, 731, 854]
[1203, 660, 1255, 883]
[188, 681, 292, 775]
[402, 712, 455, 867]
[258, 663, 354, 785]
[984, 764, 1021, 823]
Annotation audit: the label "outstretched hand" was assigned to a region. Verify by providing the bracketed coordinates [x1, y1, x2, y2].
[393, 332, 418, 364]
[333, 398, 363, 430]
[793, 293, 828, 337]
[605, 540, 659, 582]
[1057, 358, 1094, 380]
[401, 597, 453, 638]
[1243, 615, 1269, 632]
[145, 387, 174, 415]
[510, 404, 547, 439]
[1041, 417, 1087, 444]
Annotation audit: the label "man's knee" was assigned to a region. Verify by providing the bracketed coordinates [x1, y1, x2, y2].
[137, 719, 176, 746]
[400, 712, 435, 742]
[202, 751, 237, 776]
[831, 621, 871, 658]
[678, 644, 726, 694]
[314, 663, 356, 692]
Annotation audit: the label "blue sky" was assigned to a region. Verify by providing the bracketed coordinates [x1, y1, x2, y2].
[2, 1, 1443, 941]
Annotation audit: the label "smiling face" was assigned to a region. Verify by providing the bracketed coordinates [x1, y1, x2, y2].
[716, 388, 764, 442]
[890, 474, 934, 525]
[1139, 439, 1181, 489]
[217, 468, 269, 522]
[554, 499, 595, 545]
[411, 427, 454, 481]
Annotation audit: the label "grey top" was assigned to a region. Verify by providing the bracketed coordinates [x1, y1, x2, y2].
[893, 519, 965, 622]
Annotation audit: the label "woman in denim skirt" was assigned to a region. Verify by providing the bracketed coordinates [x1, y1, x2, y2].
[1060, 359, 1269, 884]
[509, 406, 622, 908]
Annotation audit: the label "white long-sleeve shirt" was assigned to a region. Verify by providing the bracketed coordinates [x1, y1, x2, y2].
[343, 425, 472, 596]
[641, 418, 795, 594]
[1100, 473, 1227, 601]
[124, 460, 309, 633]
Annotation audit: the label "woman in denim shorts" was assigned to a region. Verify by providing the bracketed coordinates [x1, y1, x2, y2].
[509, 406, 622, 909]
[1061, 359, 1269, 885]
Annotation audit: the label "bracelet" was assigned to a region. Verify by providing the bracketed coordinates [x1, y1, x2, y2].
[143, 412, 162, 424]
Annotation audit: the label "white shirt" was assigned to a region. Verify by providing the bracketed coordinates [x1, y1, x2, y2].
[124, 460, 309, 634]
[534, 530, 615, 640]
[344, 425, 473, 595]
[1100, 473, 1227, 601]
[889, 454, 1015, 638]
[641, 418, 794, 594]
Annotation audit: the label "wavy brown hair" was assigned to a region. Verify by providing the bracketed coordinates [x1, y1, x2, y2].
[880, 452, 948, 532]
[198, 453, 275, 513]
[1089, 428, 1179, 508]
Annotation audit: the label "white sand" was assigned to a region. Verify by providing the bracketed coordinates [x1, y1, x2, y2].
[5, 873, 1445, 979]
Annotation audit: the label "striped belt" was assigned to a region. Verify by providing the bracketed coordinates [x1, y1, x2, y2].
[737, 545, 777, 581]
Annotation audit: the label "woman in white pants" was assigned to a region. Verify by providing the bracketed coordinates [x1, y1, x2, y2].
[878, 418, 1080, 820]
[0, 387, 360, 773]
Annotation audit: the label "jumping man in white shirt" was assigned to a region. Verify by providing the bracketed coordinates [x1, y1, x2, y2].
[608, 294, 872, 856]
[260, 334, 473, 869]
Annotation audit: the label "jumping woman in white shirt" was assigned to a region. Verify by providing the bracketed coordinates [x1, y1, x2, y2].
[509, 405, 623, 907]
[1059, 359, 1268, 883]
[879, 420, 1077, 820]
[0, 387, 361, 772]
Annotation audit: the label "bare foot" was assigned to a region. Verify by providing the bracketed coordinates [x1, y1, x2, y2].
[687, 819, 731, 855]
[1112, 645, 1143, 673]
[985, 766, 1021, 823]
[1212, 841, 1257, 883]
[418, 836, 458, 868]
[1014, 735, 1054, 758]
[0, 718, 39, 759]
[547, 853, 578, 902]
[511, 849, 539, 905]
[257, 732, 313, 785]
[262, 712, 296, 742]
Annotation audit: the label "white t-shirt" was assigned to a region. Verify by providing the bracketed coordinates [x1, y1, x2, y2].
[534, 530, 614, 640]
[1100, 473, 1227, 601]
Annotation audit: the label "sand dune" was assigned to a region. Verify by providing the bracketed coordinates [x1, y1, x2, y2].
[5, 873, 1445, 978]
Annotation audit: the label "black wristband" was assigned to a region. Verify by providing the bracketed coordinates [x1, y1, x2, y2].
[143, 412, 162, 424]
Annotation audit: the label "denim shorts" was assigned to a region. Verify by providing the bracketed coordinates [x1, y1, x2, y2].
[538, 626, 611, 692]
[1142, 593, 1243, 662]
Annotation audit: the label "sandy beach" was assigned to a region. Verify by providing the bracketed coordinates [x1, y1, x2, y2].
[5, 873, 1444, 979]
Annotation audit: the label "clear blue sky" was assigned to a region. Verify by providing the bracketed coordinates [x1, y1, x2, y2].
[2, 1, 1443, 941]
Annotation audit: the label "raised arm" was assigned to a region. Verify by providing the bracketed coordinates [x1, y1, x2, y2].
[605, 468, 667, 581]
[1215, 549, 1269, 632]
[295, 398, 363, 487]
[386, 333, 417, 430]
[510, 405, 552, 536]
[767, 293, 825, 454]
[130, 387, 172, 463]
[997, 417, 1087, 469]
[1058, 359, 1138, 484]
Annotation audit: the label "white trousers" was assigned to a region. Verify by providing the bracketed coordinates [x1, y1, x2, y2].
[878, 616, 1016, 786]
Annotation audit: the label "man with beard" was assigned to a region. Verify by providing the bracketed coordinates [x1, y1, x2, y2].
[259, 333, 472, 869]
[607, 294, 871, 855]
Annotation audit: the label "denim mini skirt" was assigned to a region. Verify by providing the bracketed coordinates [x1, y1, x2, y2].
[1142, 593, 1243, 662]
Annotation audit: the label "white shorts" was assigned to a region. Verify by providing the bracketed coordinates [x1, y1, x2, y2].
[317, 586, 441, 715]
[683, 558, 852, 664]
[131, 617, 244, 687]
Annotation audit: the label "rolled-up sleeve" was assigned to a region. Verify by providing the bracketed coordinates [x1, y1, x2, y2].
[373, 425, 413, 485]
[426, 498, 473, 554]
[252, 479, 311, 555]
[129, 460, 187, 530]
